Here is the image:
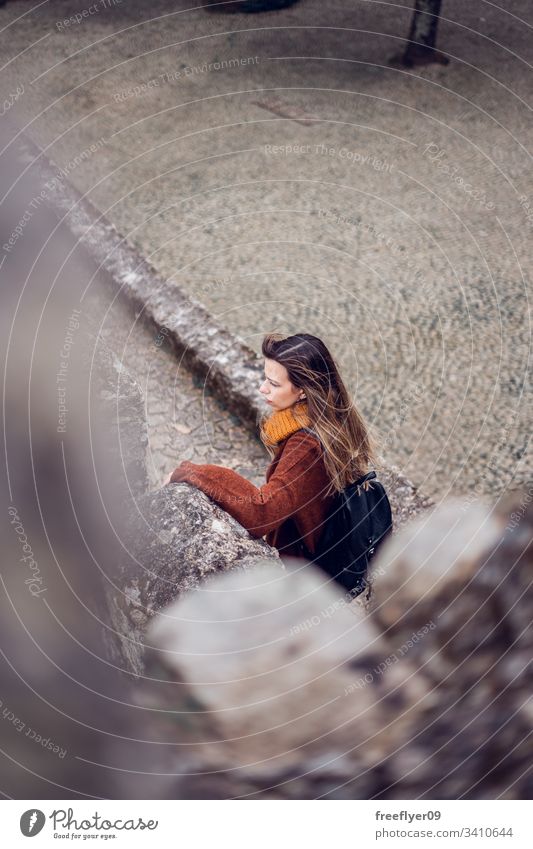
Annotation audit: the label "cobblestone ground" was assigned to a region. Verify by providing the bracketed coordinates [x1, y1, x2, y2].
[2, 0, 531, 502]
[83, 277, 269, 492]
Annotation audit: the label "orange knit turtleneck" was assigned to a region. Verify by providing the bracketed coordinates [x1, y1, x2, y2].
[262, 400, 312, 447]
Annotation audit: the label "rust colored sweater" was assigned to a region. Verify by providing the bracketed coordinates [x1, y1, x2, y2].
[169, 430, 337, 560]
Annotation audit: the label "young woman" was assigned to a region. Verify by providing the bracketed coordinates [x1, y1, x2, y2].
[164, 332, 379, 563]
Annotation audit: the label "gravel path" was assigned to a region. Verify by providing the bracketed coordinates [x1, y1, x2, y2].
[1, 0, 531, 502]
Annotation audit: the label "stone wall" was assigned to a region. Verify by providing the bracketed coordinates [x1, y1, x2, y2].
[143, 493, 532, 799]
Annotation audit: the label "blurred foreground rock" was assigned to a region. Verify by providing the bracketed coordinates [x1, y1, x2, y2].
[0, 132, 157, 798]
[144, 493, 533, 799]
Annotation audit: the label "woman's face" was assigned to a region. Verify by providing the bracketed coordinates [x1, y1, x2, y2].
[259, 358, 303, 411]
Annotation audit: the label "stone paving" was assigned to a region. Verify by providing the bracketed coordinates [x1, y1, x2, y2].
[1, 0, 531, 502]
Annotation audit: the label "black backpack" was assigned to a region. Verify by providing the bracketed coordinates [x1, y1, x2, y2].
[297, 428, 393, 598]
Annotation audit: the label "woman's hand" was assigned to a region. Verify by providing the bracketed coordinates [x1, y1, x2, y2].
[162, 471, 173, 486]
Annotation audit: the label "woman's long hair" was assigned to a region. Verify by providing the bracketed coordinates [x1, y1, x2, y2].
[258, 332, 380, 499]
